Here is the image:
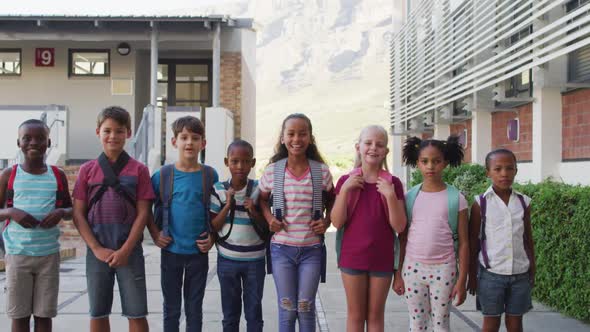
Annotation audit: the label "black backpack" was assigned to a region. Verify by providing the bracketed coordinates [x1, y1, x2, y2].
[214, 180, 270, 243]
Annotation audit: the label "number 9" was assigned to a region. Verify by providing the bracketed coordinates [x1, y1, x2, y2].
[41, 50, 52, 65]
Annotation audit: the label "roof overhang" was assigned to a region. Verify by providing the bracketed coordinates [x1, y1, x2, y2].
[0, 15, 255, 41]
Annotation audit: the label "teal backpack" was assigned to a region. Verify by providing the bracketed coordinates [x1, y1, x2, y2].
[394, 183, 461, 270]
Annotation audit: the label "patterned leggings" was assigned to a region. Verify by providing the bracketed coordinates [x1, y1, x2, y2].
[402, 259, 457, 332]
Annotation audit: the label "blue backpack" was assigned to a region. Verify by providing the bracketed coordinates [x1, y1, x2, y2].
[153, 164, 215, 239]
[394, 183, 461, 270]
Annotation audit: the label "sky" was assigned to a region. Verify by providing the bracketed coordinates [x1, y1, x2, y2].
[0, 0, 237, 16]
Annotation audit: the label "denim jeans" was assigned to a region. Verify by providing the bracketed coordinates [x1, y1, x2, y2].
[270, 243, 322, 332]
[161, 249, 209, 332]
[86, 245, 147, 318]
[217, 254, 266, 332]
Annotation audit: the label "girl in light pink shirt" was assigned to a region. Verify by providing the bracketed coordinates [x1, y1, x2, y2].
[331, 125, 407, 332]
[393, 136, 469, 332]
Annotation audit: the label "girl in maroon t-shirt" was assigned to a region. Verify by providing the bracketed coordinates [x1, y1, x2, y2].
[331, 125, 407, 332]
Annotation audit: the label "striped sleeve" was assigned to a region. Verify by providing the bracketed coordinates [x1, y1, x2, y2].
[321, 163, 333, 191]
[259, 164, 274, 193]
[210, 182, 226, 214]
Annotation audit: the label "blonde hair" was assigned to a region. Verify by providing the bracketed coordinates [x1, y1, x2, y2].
[354, 125, 389, 170]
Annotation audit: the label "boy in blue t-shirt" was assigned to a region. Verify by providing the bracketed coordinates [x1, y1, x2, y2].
[0, 119, 72, 332]
[210, 139, 267, 332]
[147, 115, 218, 332]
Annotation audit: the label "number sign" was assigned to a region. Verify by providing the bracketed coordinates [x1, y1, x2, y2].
[35, 48, 55, 67]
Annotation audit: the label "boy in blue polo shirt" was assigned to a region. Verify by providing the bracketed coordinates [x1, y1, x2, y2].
[147, 115, 218, 332]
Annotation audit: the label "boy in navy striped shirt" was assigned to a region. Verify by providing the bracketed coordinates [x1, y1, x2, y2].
[210, 139, 267, 332]
[0, 119, 72, 332]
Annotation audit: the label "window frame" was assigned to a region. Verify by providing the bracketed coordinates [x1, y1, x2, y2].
[68, 49, 111, 77]
[0, 48, 22, 77]
[565, 0, 590, 83]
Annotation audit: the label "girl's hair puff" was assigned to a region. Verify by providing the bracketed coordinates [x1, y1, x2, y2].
[402, 135, 464, 167]
[353, 125, 389, 170]
[268, 113, 327, 165]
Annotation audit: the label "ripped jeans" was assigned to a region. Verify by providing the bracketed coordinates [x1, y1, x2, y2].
[270, 243, 322, 332]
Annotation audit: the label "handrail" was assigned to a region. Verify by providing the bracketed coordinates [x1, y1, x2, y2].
[130, 105, 155, 165]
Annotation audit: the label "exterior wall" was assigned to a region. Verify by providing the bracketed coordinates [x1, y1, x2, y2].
[492, 104, 533, 162]
[450, 119, 472, 163]
[562, 88, 590, 160]
[239, 29, 257, 151]
[220, 52, 242, 137]
[559, 161, 590, 185]
[0, 40, 137, 160]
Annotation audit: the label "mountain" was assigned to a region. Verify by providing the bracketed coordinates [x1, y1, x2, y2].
[179, 0, 394, 163]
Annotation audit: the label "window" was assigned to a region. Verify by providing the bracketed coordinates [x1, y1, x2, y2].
[504, 26, 533, 98]
[566, 0, 590, 83]
[69, 49, 110, 76]
[157, 61, 211, 109]
[0, 49, 21, 76]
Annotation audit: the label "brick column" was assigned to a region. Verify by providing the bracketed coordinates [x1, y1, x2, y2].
[220, 52, 242, 139]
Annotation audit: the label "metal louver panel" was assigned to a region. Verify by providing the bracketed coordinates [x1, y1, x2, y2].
[390, 0, 590, 131]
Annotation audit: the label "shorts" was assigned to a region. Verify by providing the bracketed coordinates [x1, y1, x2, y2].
[476, 265, 533, 317]
[86, 245, 148, 319]
[5, 253, 60, 319]
[340, 267, 393, 278]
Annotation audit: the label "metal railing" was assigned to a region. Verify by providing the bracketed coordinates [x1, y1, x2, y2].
[0, 105, 68, 167]
[130, 104, 155, 165]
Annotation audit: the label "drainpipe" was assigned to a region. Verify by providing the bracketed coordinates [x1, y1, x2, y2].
[150, 21, 159, 107]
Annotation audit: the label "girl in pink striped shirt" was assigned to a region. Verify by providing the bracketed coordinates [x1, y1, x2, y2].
[259, 113, 334, 332]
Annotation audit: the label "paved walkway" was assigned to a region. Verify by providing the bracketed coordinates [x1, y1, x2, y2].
[1, 233, 588, 331]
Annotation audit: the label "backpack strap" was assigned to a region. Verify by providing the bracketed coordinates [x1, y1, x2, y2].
[394, 184, 421, 270]
[309, 160, 323, 221]
[5, 164, 18, 209]
[446, 184, 460, 255]
[159, 164, 174, 237]
[267, 159, 288, 275]
[479, 194, 491, 269]
[309, 159, 327, 283]
[50, 166, 66, 208]
[217, 181, 235, 242]
[3, 165, 18, 230]
[88, 151, 133, 210]
[516, 193, 534, 268]
[272, 158, 288, 221]
[201, 165, 215, 236]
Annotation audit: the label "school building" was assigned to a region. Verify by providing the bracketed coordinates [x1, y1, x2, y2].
[389, 0, 590, 186]
[0, 14, 256, 178]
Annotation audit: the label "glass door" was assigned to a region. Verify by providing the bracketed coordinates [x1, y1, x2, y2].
[157, 60, 212, 109]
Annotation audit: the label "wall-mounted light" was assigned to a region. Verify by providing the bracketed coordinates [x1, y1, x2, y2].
[117, 42, 131, 56]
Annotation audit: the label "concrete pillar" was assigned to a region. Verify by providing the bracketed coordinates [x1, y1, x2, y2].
[391, 134, 407, 187]
[433, 123, 451, 140]
[212, 22, 221, 107]
[149, 22, 159, 107]
[471, 111, 492, 165]
[531, 87, 562, 182]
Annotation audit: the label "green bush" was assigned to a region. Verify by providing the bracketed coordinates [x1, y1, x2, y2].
[515, 182, 590, 322]
[410, 164, 590, 321]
